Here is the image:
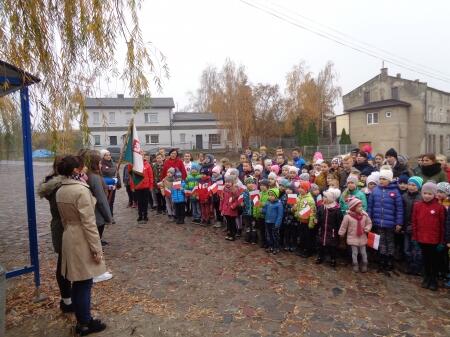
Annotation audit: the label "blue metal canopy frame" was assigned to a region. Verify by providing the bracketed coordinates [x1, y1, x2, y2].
[0, 60, 41, 292]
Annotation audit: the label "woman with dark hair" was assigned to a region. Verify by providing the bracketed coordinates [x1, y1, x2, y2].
[418, 153, 448, 183]
[55, 155, 107, 335]
[161, 148, 187, 180]
[38, 155, 73, 313]
[99, 149, 121, 222]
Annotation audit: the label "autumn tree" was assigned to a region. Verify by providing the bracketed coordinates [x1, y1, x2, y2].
[0, 0, 168, 154]
[253, 83, 284, 145]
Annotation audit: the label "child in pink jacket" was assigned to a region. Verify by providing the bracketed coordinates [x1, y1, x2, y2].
[339, 197, 373, 273]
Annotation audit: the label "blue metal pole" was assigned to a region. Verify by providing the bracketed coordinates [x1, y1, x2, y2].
[20, 87, 41, 289]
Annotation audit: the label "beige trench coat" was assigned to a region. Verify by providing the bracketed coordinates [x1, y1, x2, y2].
[56, 178, 106, 281]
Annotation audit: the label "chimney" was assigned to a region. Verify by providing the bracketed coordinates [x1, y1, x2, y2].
[380, 68, 388, 80]
[396, 73, 401, 78]
[117, 94, 124, 99]
[414, 79, 420, 83]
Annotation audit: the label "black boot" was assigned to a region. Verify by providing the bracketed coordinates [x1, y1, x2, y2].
[386, 256, 394, 271]
[428, 278, 438, 291]
[75, 318, 107, 336]
[421, 276, 430, 289]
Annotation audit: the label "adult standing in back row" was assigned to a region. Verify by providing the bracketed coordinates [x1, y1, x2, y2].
[100, 149, 121, 223]
[161, 149, 187, 180]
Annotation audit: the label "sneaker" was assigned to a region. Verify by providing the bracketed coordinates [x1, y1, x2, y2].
[59, 300, 74, 313]
[225, 236, 235, 241]
[75, 318, 107, 336]
[213, 221, 222, 228]
[360, 263, 368, 273]
[421, 277, 430, 289]
[352, 264, 359, 273]
[143, 216, 149, 222]
[111, 218, 116, 225]
[93, 272, 113, 283]
[137, 217, 143, 222]
[428, 280, 438, 291]
[315, 257, 323, 264]
[330, 259, 337, 268]
[101, 240, 108, 246]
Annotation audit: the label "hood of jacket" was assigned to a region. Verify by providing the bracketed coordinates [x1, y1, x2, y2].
[38, 175, 64, 198]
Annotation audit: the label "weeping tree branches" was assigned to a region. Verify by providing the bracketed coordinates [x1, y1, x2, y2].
[0, 0, 169, 153]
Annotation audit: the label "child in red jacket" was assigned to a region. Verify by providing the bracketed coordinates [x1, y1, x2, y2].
[197, 174, 213, 226]
[131, 152, 154, 223]
[220, 175, 240, 241]
[412, 182, 446, 291]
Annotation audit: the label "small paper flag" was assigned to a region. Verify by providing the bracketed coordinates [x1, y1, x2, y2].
[287, 194, 297, 205]
[173, 181, 181, 190]
[367, 232, 380, 250]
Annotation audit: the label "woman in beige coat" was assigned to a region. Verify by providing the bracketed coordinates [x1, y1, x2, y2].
[56, 155, 107, 336]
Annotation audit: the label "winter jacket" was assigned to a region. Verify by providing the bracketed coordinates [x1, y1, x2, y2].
[220, 186, 240, 217]
[339, 211, 372, 246]
[171, 181, 186, 203]
[412, 198, 446, 244]
[338, 169, 351, 190]
[262, 199, 284, 227]
[152, 162, 164, 188]
[293, 156, 306, 170]
[402, 191, 422, 234]
[315, 172, 328, 192]
[368, 182, 403, 228]
[281, 194, 296, 227]
[339, 188, 367, 215]
[161, 158, 187, 180]
[294, 192, 317, 228]
[186, 173, 201, 200]
[101, 158, 121, 188]
[354, 161, 375, 177]
[38, 174, 64, 253]
[56, 178, 106, 282]
[87, 173, 113, 226]
[418, 163, 448, 183]
[391, 161, 410, 178]
[197, 177, 212, 204]
[242, 190, 252, 216]
[131, 160, 154, 190]
[253, 190, 269, 219]
[317, 204, 342, 247]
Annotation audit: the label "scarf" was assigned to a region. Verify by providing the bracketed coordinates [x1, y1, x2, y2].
[420, 163, 442, 178]
[349, 210, 364, 236]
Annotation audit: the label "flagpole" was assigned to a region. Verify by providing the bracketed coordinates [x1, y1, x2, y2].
[109, 118, 134, 202]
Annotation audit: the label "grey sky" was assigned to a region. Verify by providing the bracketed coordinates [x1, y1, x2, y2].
[112, 0, 450, 113]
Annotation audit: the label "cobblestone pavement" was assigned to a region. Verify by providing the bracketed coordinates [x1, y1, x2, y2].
[2, 163, 450, 337]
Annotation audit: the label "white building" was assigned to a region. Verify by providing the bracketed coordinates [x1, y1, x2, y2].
[85, 95, 234, 151]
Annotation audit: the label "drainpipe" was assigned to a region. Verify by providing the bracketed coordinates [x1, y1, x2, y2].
[0, 264, 5, 337]
[169, 108, 173, 147]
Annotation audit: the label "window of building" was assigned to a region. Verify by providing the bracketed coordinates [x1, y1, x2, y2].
[144, 113, 158, 123]
[146, 134, 159, 144]
[385, 111, 392, 118]
[447, 135, 450, 150]
[180, 133, 186, 143]
[209, 134, 221, 145]
[440, 135, 444, 154]
[432, 134, 436, 153]
[427, 106, 434, 121]
[109, 136, 117, 146]
[93, 111, 100, 124]
[109, 111, 115, 123]
[367, 112, 378, 125]
[94, 135, 101, 145]
[364, 91, 370, 104]
[391, 87, 399, 100]
[447, 110, 450, 123]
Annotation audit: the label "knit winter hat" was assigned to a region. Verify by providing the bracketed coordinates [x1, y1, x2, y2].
[437, 182, 450, 195]
[191, 162, 201, 172]
[268, 172, 277, 180]
[100, 149, 109, 158]
[346, 175, 358, 185]
[289, 166, 299, 173]
[299, 173, 310, 181]
[331, 157, 342, 166]
[298, 180, 311, 192]
[271, 165, 280, 175]
[422, 182, 438, 195]
[347, 197, 362, 211]
[244, 176, 257, 185]
[310, 183, 320, 191]
[408, 176, 423, 190]
[289, 182, 298, 193]
[259, 179, 269, 187]
[398, 174, 409, 184]
[313, 152, 323, 161]
[280, 178, 291, 188]
[379, 167, 394, 182]
[323, 188, 341, 202]
[167, 167, 176, 174]
[264, 159, 272, 166]
[366, 173, 379, 186]
[254, 164, 263, 172]
[268, 188, 280, 199]
[174, 170, 182, 179]
[224, 175, 234, 183]
[315, 159, 324, 165]
[385, 148, 398, 159]
[212, 165, 222, 174]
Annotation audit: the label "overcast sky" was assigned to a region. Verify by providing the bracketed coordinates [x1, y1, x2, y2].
[107, 0, 450, 114]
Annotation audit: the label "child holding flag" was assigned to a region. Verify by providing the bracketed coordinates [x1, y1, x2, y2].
[316, 188, 342, 267]
[253, 179, 270, 247]
[161, 167, 175, 221]
[186, 162, 202, 224]
[339, 197, 372, 272]
[243, 176, 258, 244]
[294, 181, 317, 258]
[171, 170, 186, 224]
[281, 183, 298, 252]
[262, 188, 284, 254]
[211, 165, 224, 227]
[132, 151, 154, 224]
[197, 173, 213, 226]
[220, 175, 241, 241]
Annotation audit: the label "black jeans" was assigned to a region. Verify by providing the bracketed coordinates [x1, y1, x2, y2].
[317, 245, 337, 261]
[213, 196, 222, 222]
[56, 253, 71, 299]
[420, 243, 439, 282]
[125, 185, 135, 205]
[155, 189, 165, 212]
[265, 222, 280, 250]
[225, 215, 237, 238]
[107, 189, 116, 216]
[284, 223, 298, 249]
[98, 224, 105, 239]
[243, 215, 256, 243]
[135, 189, 149, 218]
[298, 223, 314, 253]
[174, 202, 186, 223]
[72, 278, 93, 324]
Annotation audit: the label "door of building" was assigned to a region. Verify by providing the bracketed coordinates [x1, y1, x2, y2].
[196, 135, 203, 150]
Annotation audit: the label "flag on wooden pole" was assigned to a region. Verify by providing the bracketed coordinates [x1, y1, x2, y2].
[123, 119, 144, 185]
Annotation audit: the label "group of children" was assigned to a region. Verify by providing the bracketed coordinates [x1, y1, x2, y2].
[124, 147, 450, 291]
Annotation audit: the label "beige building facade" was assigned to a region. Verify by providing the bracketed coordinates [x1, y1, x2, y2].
[342, 68, 450, 158]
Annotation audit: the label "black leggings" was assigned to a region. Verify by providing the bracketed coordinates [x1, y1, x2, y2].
[135, 189, 149, 218]
[225, 215, 237, 238]
[56, 253, 72, 299]
[420, 243, 439, 281]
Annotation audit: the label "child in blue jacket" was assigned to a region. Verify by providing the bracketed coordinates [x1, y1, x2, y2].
[171, 170, 186, 224]
[263, 188, 284, 255]
[368, 166, 404, 272]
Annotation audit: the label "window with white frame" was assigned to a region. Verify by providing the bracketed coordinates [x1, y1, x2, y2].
[144, 113, 158, 123]
[109, 136, 117, 145]
[146, 134, 159, 144]
[94, 135, 101, 145]
[93, 111, 100, 124]
[180, 133, 186, 143]
[209, 134, 221, 145]
[109, 111, 115, 123]
[385, 111, 392, 118]
[367, 112, 379, 125]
